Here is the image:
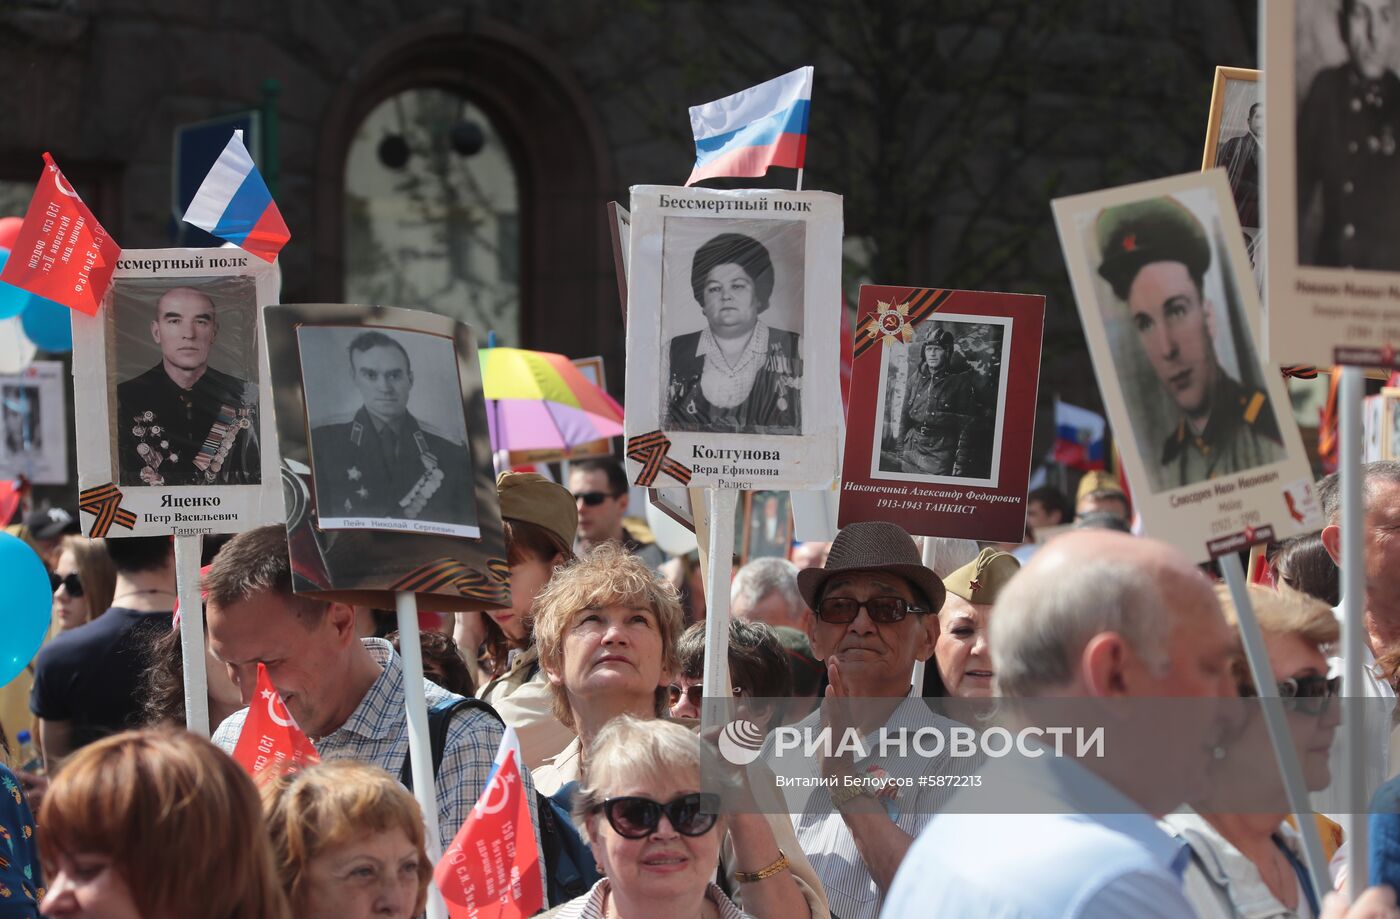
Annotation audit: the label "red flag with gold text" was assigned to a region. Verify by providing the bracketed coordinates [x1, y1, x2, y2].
[230, 663, 319, 784]
[434, 728, 543, 919]
[0, 153, 120, 316]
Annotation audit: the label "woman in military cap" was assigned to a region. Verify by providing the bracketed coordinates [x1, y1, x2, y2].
[663, 232, 802, 436]
[924, 548, 1020, 697]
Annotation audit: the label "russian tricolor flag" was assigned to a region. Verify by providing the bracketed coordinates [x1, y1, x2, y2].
[183, 130, 290, 263]
[686, 67, 813, 186]
[1052, 400, 1107, 471]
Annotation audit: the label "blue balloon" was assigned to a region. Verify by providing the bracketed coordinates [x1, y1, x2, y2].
[0, 532, 51, 685]
[0, 248, 30, 320]
[21, 294, 72, 353]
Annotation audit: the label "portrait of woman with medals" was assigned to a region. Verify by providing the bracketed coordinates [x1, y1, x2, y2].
[663, 232, 802, 436]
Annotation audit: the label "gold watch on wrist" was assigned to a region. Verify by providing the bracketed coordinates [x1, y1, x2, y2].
[830, 782, 872, 809]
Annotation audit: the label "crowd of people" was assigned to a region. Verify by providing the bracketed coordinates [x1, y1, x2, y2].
[3, 456, 1400, 918]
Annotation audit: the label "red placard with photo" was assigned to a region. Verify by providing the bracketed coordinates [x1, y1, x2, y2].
[838, 286, 1045, 543]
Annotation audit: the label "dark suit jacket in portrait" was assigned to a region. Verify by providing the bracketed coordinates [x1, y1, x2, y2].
[115, 364, 260, 487]
[664, 322, 802, 436]
[1216, 132, 1260, 229]
[311, 405, 473, 526]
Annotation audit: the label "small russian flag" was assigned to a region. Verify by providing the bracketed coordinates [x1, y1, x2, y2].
[686, 67, 813, 187]
[1052, 400, 1107, 471]
[183, 130, 290, 263]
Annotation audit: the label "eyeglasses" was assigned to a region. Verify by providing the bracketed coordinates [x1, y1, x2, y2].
[596, 793, 721, 839]
[1238, 675, 1341, 711]
[668, 683, 742, 709]
[574, 491, 620, 507]
[49, 572, 83, 598]
[815, 596, 925, 624]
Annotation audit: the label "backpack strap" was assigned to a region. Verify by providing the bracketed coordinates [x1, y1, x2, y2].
[399, 696, 504, 791]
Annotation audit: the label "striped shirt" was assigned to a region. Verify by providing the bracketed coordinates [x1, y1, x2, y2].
[762, 691, 981, 919]
[544, 879, 752, 919]
[212, 637, 543, 876]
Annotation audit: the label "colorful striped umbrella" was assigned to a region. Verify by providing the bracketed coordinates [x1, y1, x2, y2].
[478, 347, 624, 452]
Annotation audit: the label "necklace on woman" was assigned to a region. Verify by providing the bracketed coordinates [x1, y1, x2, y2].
[111, 588, 177, 605]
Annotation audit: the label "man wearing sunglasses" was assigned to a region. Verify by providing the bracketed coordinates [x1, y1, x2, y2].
[567, 457, 666, 570]
[762, 521, 979, 919]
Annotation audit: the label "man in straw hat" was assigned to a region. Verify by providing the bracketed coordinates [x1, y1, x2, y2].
[763, 521, 979, 919]
[1095, 196, 1283, 489]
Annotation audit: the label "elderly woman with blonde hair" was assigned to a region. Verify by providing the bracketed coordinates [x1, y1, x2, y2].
[261, 761, 432, 919]
[1162, 583, 1341, 919]
[531, 542, 828, 919]
[544, 715, 749, 918]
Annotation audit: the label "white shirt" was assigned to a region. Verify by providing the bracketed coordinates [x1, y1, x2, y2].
[762, 690, 980, 919]
[1314, 600, 1395, 821]
[880, 754, 1193, 919]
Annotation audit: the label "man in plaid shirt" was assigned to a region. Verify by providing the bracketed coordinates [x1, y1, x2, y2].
[205, 525, 543, 873]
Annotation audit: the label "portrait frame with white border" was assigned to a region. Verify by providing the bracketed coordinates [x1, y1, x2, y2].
[1053, 169, 1318, 563]
[73, 248, 282, 538]
[623, 185, 842, 492]
[1263, 0, 1400, 367]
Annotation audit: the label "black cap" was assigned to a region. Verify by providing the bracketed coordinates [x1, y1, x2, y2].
[1095, 196, 1211, 301]
[25, 505, 76, 540]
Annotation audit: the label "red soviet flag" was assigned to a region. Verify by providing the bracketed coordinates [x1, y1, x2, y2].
[435, 728, 543, 919]
[0, 153, 120, 316]
[231, 663, 319, 784]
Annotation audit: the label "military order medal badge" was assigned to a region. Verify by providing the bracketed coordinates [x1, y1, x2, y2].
[72, 248, 282, 538]
[838, 285, 1045, 543]
[623, 185, 843, 492]
[1053, 169, 1319, 562]
[263, 304, 507, 612]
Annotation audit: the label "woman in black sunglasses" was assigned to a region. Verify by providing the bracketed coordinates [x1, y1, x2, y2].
[49, 535, 117, 633]
[553, 715, 748, 919]
[1162, 584, 1342, 919]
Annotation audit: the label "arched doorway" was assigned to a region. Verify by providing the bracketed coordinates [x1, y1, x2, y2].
[314, 20, 617, 360]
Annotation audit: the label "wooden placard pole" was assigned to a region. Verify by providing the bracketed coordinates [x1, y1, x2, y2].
[702, 489, 739, 731]
[1218, 553, 1329, 897]
[174, 534, 209, 737]
[1339, 365, 1368, 896]
[396, 590, 448, 919]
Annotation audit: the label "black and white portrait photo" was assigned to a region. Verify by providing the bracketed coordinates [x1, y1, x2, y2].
[108, 275, 261, 488]
[299, 325, 480, 539]
[658, 217, 805, 436]
[1091, 190, 1285, 493]
[1296, 0, 1400, 270]
[1211, 75, 1262, 236]
[871, 316, 1008, 487]
[2, 384, 40, 454]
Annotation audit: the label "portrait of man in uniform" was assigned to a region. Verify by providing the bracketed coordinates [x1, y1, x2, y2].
[304, 328, 477, 537]
[1217, 101, 1262, 233]
[1095, 196, 1285, 490]
[1297, 0, 1400, 270]
[871, 318, 1005, 486]
[114, 282, 260, 487]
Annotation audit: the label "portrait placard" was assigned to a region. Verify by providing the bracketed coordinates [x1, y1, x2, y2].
[623, 185, 842, 491]
[837, 286, 1045, 543]
[740, 490, 792, 565]
[1383, 388, 1400, 460]
[0, 361, 66, 484]
[1263, 1, 1400, 366]
[1053, 170, 1318, 562]
[1202, 67, 1262, 288]
[264, 304, 506, 611]
[73, 248, 282, 538]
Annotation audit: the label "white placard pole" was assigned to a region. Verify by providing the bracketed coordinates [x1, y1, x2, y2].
[910, 538, 939, 691]
[1340, 365, 1367, 897]
[702, 489, 739, 731]
[1218, 553, 1329, 896]
[174, 534, 209, 737]
[396, 590, 448, 919]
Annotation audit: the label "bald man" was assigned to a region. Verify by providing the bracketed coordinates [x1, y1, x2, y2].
[884, 530, 1240, 919]
[116, 286, 260, 486]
